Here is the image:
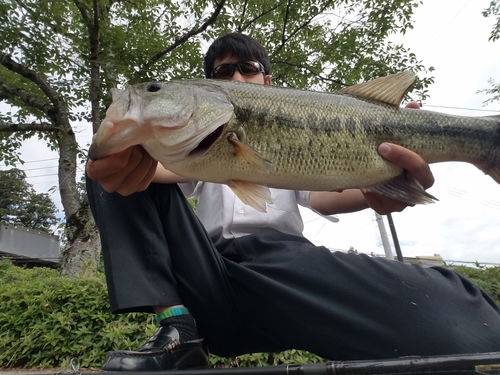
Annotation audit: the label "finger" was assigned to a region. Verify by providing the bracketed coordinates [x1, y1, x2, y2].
[86, 147, 135, 181]
[137, 159, 159, 192]
[98, 147, 146, 193]
[363, 192, 411, 214]
[405, 101, 420, 109]
[118, 149, 157, 195]
[378, 143, 434, 189]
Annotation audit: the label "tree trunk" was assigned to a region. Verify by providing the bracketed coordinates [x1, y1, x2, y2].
[56, 117, 101, 277]
[57, 0, 103, 277]
[60, 202, 101, 278]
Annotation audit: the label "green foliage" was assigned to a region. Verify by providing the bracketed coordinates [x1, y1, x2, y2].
[452, 263, 500, 304]
[478, 78, 500, 106]
[188, 197, 198, 211]
[0, 168, 59, 233]
[0, 260, 324, 369]
[0, 260, 499, 369]
[483, 0, 500, 42]
[0, 0, 435, 136]
[0, 260, 156, 369]
[1, 0, 435, 274]
[0, 131, 24, 167]
[210, 350, 324, 368]
[479, 1, 500, 105]
[228, 0, 434, 98]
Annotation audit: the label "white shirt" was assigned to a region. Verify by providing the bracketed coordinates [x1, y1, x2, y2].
[179, 182, 339, 246]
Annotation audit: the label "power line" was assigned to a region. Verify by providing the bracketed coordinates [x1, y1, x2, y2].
[18, 165, 59, 172]
[444, 186, 500, 211]
[26, 181, 59, 187]
[0, 157, 59, 167]
[420, 0, 472, 56]
[423, 104, 499, 113]
[25, 173, 59, 178]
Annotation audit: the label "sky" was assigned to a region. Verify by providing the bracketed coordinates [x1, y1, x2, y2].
[2, 0, 500, 266]
[302, 0, 500, 265]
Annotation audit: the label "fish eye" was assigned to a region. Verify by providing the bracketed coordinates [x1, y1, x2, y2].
[147, 82, 162, 92]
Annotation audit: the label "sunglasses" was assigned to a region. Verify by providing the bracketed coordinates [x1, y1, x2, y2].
[211, 60, 265, 79]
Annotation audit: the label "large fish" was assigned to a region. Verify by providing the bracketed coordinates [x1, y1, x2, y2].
[89, 71, 500, 212]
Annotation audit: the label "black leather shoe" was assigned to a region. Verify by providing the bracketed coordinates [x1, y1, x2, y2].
[102, 326, 209, 371]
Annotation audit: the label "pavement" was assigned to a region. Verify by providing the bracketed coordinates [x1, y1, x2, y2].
[0, 371, 62, 375]
[0, 366, 99, 375]
[0, 371, 99, 375]
[0, 356, 101, 375]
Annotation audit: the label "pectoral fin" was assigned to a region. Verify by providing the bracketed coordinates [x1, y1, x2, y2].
[362, 173, 437, 205]
[228, 180, 273, 212]
[227, 131, 272, 171]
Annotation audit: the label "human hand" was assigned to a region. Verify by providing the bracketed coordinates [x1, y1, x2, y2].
[363, 143, 435, 214]
[362, 101, 434, 214]
[86, 145, 158, 195]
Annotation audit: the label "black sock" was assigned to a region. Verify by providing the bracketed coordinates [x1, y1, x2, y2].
[157, 309, 199, 342]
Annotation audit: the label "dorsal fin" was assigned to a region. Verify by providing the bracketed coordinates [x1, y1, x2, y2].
[339, 71, 416, 107]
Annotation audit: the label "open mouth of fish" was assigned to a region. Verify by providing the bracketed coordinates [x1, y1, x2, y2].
[189, 125, 225, 156]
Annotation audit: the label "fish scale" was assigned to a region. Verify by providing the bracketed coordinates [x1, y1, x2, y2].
[89, 71, 500, 212]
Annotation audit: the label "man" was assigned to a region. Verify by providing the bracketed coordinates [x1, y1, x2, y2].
[86, 33, 500, 372]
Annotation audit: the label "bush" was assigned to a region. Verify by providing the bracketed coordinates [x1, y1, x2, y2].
[451, 263, 500, 304]
[0, 260, 156, 369]
[0, 260, 323, 369]
[1, 259, 499, 369]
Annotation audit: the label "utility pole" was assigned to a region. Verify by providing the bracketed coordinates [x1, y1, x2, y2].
[375, 212, 393, 260]
[375, 212, 404, 262]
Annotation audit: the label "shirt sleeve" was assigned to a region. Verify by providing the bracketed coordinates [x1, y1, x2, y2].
[296, 190, 339, 223]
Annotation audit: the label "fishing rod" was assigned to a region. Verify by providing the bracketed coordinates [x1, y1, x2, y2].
[70, 352, 500, 375]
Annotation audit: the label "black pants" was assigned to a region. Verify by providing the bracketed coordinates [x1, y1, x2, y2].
[86, 177, 500, 360]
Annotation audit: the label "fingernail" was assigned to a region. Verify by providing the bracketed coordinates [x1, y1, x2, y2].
[378, 143, 391, 154]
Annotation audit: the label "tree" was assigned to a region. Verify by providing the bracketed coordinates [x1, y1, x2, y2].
[483, 0, 500, 42]
[480, 1, 500, 104]
[0, 0, 434, 276]
[0, 169, 58, 232]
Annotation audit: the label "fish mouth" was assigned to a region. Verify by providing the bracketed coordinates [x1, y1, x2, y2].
[189, 125, 225, 156]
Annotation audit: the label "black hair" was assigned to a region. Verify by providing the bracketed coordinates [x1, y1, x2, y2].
[203, 33, 271, 78]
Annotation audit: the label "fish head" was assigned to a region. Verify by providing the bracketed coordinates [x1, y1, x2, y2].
[88, 81, 234, 164]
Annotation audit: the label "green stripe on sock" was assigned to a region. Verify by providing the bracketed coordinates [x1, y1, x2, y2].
[155, 306, 190, 324]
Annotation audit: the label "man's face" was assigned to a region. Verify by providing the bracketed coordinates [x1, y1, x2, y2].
[212, 55, 272, 85]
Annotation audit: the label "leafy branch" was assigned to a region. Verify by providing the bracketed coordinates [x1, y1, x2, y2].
[0, 78, 55, 120]
[0, 52, 65, 121]
[0, 120, 55, 132]
[135, 0, 228, 78]
[272, 0, 335, 58]
[272, 60, 346, 87]
[73, 0, 102, 131]
[238, 4, 282, 33]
